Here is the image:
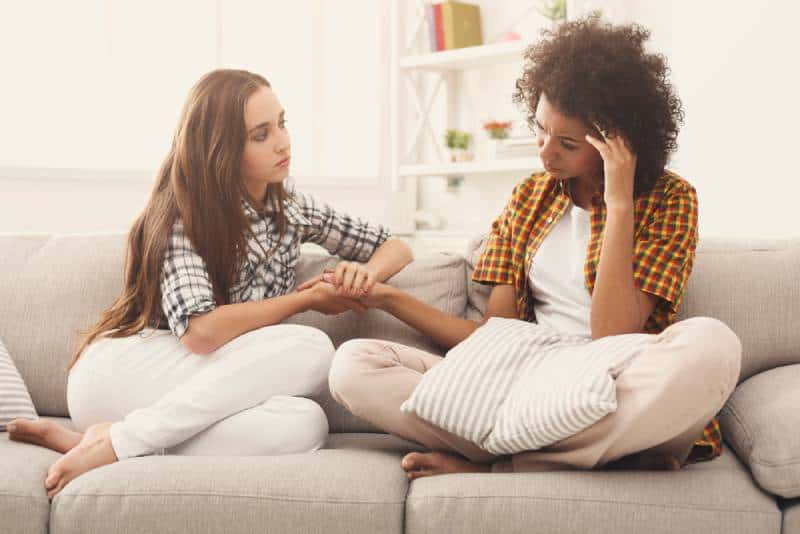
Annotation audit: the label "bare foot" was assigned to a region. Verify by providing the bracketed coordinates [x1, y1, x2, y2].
[7, 419, 83, 454]
[401, 451, 491, 480]
[45, 422, 118, 499]
[603, 450, 682, 471]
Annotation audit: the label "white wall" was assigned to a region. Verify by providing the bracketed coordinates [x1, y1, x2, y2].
[1, 1, 797, 239]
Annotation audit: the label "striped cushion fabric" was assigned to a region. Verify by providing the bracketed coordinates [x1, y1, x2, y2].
[0, 338, 38, 430]
[401, 318, 654, 455]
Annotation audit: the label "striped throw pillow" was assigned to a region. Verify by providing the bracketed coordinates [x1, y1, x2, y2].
[0, 338, 38, 431]
[401, 318, 654, 455]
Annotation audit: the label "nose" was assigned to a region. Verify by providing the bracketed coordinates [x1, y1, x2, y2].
[275, 127, 290, 154]
[538, 134, 557, 164]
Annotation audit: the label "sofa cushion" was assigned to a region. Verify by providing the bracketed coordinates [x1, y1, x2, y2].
[718, 364, 800, 498]
[0, 234, 127, 417]
[676, 239, 800, 381]
[784, 499, 800, 534]
[50, 434, 410, 534]
[405, 445, 781, 534]
[0, 418, 64, 534]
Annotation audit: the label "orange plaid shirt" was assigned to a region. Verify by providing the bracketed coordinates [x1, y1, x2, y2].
[472, 170, 722, 463]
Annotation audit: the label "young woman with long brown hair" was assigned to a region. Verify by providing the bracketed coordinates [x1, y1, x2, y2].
[7, 69, 412, 497]
[324, 17, 741, 478]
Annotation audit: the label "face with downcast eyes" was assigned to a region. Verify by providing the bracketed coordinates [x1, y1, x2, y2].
[240, 86, 291, 202]
[534, 92, 603, 184]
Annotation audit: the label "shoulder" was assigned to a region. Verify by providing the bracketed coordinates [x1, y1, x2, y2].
[510, 171, 552, 204]
[652, 170, 697, 203]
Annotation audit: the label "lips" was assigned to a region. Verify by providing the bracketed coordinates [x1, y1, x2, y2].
[276, 157, 290, 168]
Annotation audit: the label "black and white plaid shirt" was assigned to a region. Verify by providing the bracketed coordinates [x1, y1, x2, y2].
[159, 184, 391, 338]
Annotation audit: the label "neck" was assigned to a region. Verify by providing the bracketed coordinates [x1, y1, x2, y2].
[567, 176, 602, 209]
[244, 182, 268, 211]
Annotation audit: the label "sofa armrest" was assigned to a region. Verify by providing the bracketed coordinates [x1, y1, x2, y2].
[719, 364, 800, 498]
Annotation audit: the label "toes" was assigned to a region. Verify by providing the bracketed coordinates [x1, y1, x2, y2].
[47, 479, 67, 500]
[45, 466, 62, 490]
[401, 452, 434, 472]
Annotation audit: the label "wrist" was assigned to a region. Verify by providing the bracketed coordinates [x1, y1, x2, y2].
[604, 200, 634, 216]
[377, 285, 400, 311]
[296, 287, 318, 312]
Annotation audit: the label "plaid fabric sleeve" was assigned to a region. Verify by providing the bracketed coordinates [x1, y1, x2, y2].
[471, 182, 520, 286]
[293, 191, 392, 263]
[632, 181, 699, 312]
[160, 222, 217, 339]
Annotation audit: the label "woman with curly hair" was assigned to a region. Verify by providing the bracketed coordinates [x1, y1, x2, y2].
[322, 17, 742, 477]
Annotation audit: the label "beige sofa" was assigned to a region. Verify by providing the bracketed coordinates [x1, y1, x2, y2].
[1, 233, 798, 534]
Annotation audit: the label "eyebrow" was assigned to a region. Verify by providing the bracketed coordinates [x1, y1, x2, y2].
[534, 118, 581, 143]
[248, 110, 285, 133]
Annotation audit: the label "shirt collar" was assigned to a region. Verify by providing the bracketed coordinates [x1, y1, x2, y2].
[555, 175, 605, 208]
[240, 195, 312, 228]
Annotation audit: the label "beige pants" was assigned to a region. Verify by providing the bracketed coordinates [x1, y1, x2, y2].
[328, 317, 741, 472]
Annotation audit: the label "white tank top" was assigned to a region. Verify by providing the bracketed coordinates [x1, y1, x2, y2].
[528, 199, 593, 338]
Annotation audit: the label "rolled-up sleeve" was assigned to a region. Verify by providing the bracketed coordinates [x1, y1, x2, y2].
[293, 191, 391, 262]
[633, 180, 699, 313]
[472, 183, 520, 286]
[160, 223, 216, 339]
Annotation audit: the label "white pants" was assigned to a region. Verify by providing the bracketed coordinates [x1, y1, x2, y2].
[67, 324, 334, 459]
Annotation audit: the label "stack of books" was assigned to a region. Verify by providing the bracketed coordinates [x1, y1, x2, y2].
[425, 1, 483, 52]
[492, 137, 539, 159]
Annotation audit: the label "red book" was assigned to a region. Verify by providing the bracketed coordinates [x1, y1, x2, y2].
[434, 3, 445, 51]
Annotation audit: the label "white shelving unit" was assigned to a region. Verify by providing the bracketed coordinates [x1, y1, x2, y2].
[399, 156, 541, 178]
[389, 1, 543, 238]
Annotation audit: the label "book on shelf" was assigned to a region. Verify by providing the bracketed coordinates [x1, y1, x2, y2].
[426, 1, 483, 52]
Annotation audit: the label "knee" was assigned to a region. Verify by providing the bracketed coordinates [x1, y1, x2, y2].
[268, 396, 329, 454]
[328, 339, 385, 405]
[671, 317, 743, 396]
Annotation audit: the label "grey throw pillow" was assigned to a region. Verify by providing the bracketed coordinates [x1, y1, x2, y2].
[0, 337, 38, 430]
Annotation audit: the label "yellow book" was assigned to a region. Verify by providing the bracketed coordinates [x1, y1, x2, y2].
[441, 1, 483, 50]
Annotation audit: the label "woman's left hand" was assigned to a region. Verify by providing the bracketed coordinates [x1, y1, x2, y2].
[296, 262, 376, 297]
[585, 126, 637, 209]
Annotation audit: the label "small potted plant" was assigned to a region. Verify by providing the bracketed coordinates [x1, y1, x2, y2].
[483, 120, 513, 140]
[445, 129, 474, 162]
[482, 120, 513, 160]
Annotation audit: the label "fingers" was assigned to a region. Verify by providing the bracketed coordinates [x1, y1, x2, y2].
[352, 269, 370, 295]
[334, 262, 349, 288]
[340, 264, 357, 295]
[321, 270, 336, 285]
[296, 274, 323, 291]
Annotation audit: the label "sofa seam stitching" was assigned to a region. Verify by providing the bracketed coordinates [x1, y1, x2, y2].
[405, 495, 778, 515]
[53, 493, 406, 505]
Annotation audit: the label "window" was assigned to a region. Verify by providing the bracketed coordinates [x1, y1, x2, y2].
[0, 0, 383, 181]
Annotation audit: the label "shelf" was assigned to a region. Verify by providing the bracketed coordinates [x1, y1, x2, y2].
[400, 40, 528, 71]
[399, 156, 542, 177]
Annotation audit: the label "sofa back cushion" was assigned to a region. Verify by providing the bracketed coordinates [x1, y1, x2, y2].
[0, 234, 467, 429]
[0, 234, 127, 417]
[465, 237, 800, 384]
[675, 239, 800, 382]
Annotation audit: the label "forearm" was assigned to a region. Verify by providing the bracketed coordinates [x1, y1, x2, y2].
[183, 291, 314, 354]
[365, 238, 413, 282]
[381, 286, 481, 349]
[590, 204, 642, 339]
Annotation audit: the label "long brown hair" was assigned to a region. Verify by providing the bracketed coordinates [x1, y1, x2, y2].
[70, 69, 289, 368]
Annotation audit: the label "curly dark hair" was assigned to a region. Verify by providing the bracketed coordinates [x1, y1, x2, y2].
[513, 16, 684, 197]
